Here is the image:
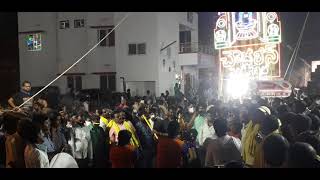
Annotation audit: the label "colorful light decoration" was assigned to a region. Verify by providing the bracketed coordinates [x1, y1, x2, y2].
[214, 12, 281, 49]
[214, 12, 282, 98]
[220, 44, 280, 78]
[26, 33, 42, 51]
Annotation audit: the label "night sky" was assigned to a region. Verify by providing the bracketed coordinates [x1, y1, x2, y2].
[199, 12, 320, 62]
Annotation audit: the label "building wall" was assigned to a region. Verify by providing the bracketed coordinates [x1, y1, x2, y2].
[18, 12, 199, 97]
[18, 12, 58, 87]
[86, 12, 116, 89]
[56, 12, 88, 93]
[157, 12, 181, 96]
[115, 12, 159, 95]
[57, 12, 88, 74]
[182, 66, 198, 93]
[55, 12, 117, 92]
[178, 12, 198, 43]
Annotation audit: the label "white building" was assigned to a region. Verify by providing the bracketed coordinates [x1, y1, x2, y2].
[18, 12, 215, 97]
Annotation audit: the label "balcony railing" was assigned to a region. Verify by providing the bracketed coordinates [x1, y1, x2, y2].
[179, 42, 214, 55]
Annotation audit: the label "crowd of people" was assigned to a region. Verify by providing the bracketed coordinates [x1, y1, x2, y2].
[0, 81, 320, 168]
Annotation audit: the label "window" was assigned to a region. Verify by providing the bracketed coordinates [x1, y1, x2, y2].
[100, 76, 108, 91]
[74, 19, 85, 28]
[97, 27, 115, 47]
[100, 74, 116, 91]
[60, 20, 70, 29]
[108, 28, 115, 46]
[128, 43, 146, 55]
[137, 43, 146, 54]
[98, 29, 107, 46]
[67, 76, 74, 89]
[128, 44, 137, 55]
[187, 12, 193, 23]
[108, 75, 116, 91]
[26, 33, 41, 51]
[167, 47, 171, 59]
[67, 76, 82, 92]
[75, 76, 82, 91]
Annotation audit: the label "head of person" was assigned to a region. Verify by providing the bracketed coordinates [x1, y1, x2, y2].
[229, 120, 243, 136]
[296, 131, 320, 155]
[272, 98, 282, 107]
[260, 115, 280, 136]
[32, 112, 49, 133]
[263, 134, 290, 168]
[22, 81, 31, 93]
[150, 106, 159, 117]
[137, 105, 146, 117]
[291, 114, 312, 138]
[73, 112, 85, 126]
[288, 142, 320, 168]
[277, 104, 290, 116]
[165, 90, 169, 96]
[166, 106, 175, 119]
[239, 109, 249, 125]
[48, 110, 60, 129]
[167, 120, 180, 139]
[90, 114, 100, 124]
[279, 112, 296, 128]
[213, 118, 228, 138]
[114, 110, 125, 124]
[160, 93, 165, 97]
[127, 89, 130, 93]
[251, 106, 270, 124]
[104, 109, 113, 119]
[292, 100, 307, 114]
[146, 90, 150, 95]
[2, 112, 24, 135]
[308, 113, 320, 132]
[121, 98, 127, 105]
[18, 119, 43, 144]
[95, 109, 102, 116]
[197, 103, 206, 116]
[205, 114, 214, 127]
[118, 130, 132, 146]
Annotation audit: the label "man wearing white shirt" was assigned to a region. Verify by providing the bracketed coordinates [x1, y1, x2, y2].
[68, 115, 93, 168]
[205, 118, 242, 167]
[198, 114, 217, 146]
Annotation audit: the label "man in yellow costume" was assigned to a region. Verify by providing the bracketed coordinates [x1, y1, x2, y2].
[109, 110, 140, 148]
[242, 106, 270, 167]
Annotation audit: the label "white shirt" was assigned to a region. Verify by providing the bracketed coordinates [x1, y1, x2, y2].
[68, 126, 93, 160]
[199, 120, 217, 146]
[83, 101, 89, 112]
[205, 135, 242, 167]
[24, 144, 50, 168]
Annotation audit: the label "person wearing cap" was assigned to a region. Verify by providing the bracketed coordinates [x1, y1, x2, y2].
[241, 106, 270, 167]
[253, 115, 281, 168]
